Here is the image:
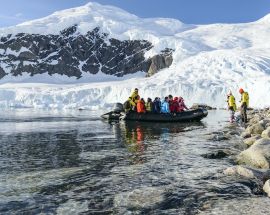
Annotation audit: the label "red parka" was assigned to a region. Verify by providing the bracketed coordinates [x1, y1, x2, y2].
[137, 100, 146, 113]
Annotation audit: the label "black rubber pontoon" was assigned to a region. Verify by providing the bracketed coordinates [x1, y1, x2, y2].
[102, 108, 208, 122]
[120, 109, 208, 122]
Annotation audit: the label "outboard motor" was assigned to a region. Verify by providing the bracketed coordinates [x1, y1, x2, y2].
[113, 103, 124, 113]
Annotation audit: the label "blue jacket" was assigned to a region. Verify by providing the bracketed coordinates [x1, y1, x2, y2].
[161, 100, 170, 113]
[153, 100, 161, 113]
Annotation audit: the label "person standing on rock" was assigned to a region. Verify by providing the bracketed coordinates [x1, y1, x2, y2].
[227, 91, 237, 122]
[239, 88, 249, 123]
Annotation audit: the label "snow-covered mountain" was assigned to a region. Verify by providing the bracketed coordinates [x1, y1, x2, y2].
[0, 2, 270, 109]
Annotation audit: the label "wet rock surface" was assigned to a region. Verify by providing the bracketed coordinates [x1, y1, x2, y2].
[221, 108, 270, 198]
[243, 135, 261, 146]
[223, 165, 268, 180]
[237, 138, 270, 169]
[202, 150, 230, 159]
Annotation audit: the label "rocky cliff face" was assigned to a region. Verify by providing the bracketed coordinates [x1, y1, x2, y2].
[0, 25, 173, 79]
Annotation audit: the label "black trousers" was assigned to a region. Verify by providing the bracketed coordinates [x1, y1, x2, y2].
[240, 104, 247, 123]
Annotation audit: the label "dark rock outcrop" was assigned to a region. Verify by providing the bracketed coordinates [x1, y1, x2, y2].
[202, 150, 230, 159]
[147, 48, 174, 76]
[0, 25, 173, 80]
[191, 103, 216, 110]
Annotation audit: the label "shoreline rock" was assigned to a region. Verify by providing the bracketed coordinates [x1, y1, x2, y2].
[224, 108, 270, 197]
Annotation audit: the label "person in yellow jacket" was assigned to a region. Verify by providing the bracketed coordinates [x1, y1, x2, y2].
[123, 97, 134, 112]
[227, 91, 237, 122]
[130, 88, 139, 100]
[239, 88, 249, 123]
[145, 98, 153, 112]
[129, 88, 140, 111]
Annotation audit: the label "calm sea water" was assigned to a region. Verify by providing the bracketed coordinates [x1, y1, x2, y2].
[0, 109, 268, 214]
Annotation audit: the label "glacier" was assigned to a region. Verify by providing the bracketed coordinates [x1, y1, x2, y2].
[0, 2, 270, 109]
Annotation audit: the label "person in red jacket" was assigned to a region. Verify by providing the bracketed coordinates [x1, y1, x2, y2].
[171, 97, 180, 113]
[137, 98, 146, 113]
[178, 97, 189, 112]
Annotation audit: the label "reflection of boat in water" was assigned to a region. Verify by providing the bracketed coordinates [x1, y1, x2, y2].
[101, 103, 208, 122]
[120, 120, 205, 137]
[112, 119, 205, 164]
[116, 120, 204, 147]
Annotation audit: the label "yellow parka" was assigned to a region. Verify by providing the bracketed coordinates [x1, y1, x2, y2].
[241, 92, 249, 107]
[228, 95, 237, 111]
[130, 90, 140, 107]
[128, 97, 136, 107]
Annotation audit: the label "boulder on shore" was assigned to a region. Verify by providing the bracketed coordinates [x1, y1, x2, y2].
[259, 119, 270, 127]
[223, 165, 264, 179]
[261, 128, 270, 139]
[243, 135, 261, 146]
[263, 179, 270, 197]
[237, 138, 270, 169]
[241, 131, 251, 139]
[245, 123, 265, 135]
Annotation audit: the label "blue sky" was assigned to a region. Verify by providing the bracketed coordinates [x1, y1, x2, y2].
[1, 0, 270, 27]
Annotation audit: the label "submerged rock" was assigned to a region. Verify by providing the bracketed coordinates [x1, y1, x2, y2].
[199, 197, 270, 214]
[223, 165, 264, 179]
[114, 187, 164, 209]
[226, 130, 241, 136]
[202, 150, 230, 159]
[206, 133, 230, 141]
[237, 138, 270, 169]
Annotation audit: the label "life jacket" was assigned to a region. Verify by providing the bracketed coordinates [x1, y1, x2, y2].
[137, 100, 146, 113]
[241, 92, 249, 107]
[228, 95, 237, 111]
[130, 91, 140, 104]
[145, 102, 152, 112]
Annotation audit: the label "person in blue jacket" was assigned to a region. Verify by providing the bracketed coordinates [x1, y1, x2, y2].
[161, 97, 170, 113]
[153, 97, 161, 113]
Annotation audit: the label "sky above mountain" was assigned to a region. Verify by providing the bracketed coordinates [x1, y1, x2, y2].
[0, 0, 270, 27]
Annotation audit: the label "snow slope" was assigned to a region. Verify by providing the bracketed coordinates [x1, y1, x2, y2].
[1, 2, 270, 109]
